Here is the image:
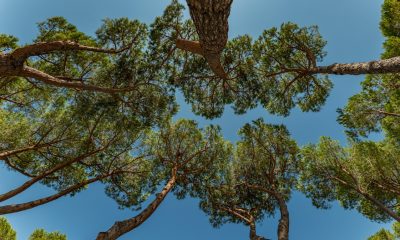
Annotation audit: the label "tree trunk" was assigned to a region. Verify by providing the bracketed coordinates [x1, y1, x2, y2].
[310, 56, 400, 75]
[275, 193, 289, 240]
[249, 217, 267, 240]
[96, 172, 177, 240]
[177, 0, 233, 79]
[249, 221, 258, 240]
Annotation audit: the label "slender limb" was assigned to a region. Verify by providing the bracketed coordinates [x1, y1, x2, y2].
[19, 66, 135, 93]
[96, 168, 177, 240]
[11, 40, 128, 61]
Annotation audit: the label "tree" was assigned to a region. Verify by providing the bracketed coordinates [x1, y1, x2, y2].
[368, 222, 400, 240]
[337, 0, 400, 141]
[298, 0, 400, 225]
[176, 0, 233, 79]
[97, 119, 232, 240]
[29, 229, 67, 240]
[0, 16, 176, 215]
[0, 217, 16, 240]
[200, 119, 299, 240]
[148, 0, 400, 119]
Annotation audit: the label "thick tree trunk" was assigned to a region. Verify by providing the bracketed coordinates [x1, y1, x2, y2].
[310, 56, 400, 75]
[96, 172, 177, 240]
[275, 193, 289, 240]
[249, 221, 258, 240]
[177, 0, 233, 79]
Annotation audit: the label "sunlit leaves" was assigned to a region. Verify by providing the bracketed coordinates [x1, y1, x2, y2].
[0, 217, 16, 240]
[0, 34, 18, 53]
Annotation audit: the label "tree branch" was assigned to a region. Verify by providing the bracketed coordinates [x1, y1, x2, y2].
[19, 66, 135, 93]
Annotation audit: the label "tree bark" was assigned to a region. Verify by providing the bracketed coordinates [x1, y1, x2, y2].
[245, 184, 289, 240]
[249, 219, 266, 240]
[310, 56, 400, 75]
[10, 40, 125, 62]
[96, 170, 177, 240]
[274, 193, 289, 240]
[177, 0, 233, 79]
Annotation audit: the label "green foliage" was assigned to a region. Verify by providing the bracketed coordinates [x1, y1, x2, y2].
[0, 15, 177, 205]
[253, 23, 331, 116]
[339, 0, 400, 140]
[0, 34, 18, 52]
[147, 1, 331, 118]
[200, 119, 299, 232]
[368, 229, 395, 240]
[173, 21, 331, 118]
[0, 218, 67, 240]
[380, 0, 400, 38]
[368, 222, 400, 240]
[0, 217, 16, 240]
[299, 137, 400, 222]
[104, 118, 232, 210]
[337, 74, 400, 140]
[29, 229, 67, 240]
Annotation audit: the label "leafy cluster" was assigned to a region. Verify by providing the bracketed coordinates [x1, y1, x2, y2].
[0, 217, 66, 240]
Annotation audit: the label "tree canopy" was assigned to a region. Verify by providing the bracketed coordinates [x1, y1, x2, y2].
[1, 0, 400, 239]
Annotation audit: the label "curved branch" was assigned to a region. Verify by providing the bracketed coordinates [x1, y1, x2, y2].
[96, 169, 177, 240]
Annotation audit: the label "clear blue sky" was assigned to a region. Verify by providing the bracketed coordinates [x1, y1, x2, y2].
[0, 0, 391, 239]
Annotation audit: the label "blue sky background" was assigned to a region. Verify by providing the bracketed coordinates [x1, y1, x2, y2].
[0, 0, 392, 239]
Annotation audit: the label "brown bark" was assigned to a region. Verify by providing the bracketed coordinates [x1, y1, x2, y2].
[0, 172, 116, 215]
[249, 219, 266, 240]
[309, 56, 400, 75]
[275, 194, 289, 240]
[176, 0, 233, 79]
[96, 169, 177, 240]
[0, 41, 135, 93]
[245, 184, 289, 240]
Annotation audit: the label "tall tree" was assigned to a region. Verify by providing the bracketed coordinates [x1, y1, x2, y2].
[97, 119, 232, 240]
[298, 0, 400, 224]
[148, 0, 400, 119]
[200, 119, 299, 240]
